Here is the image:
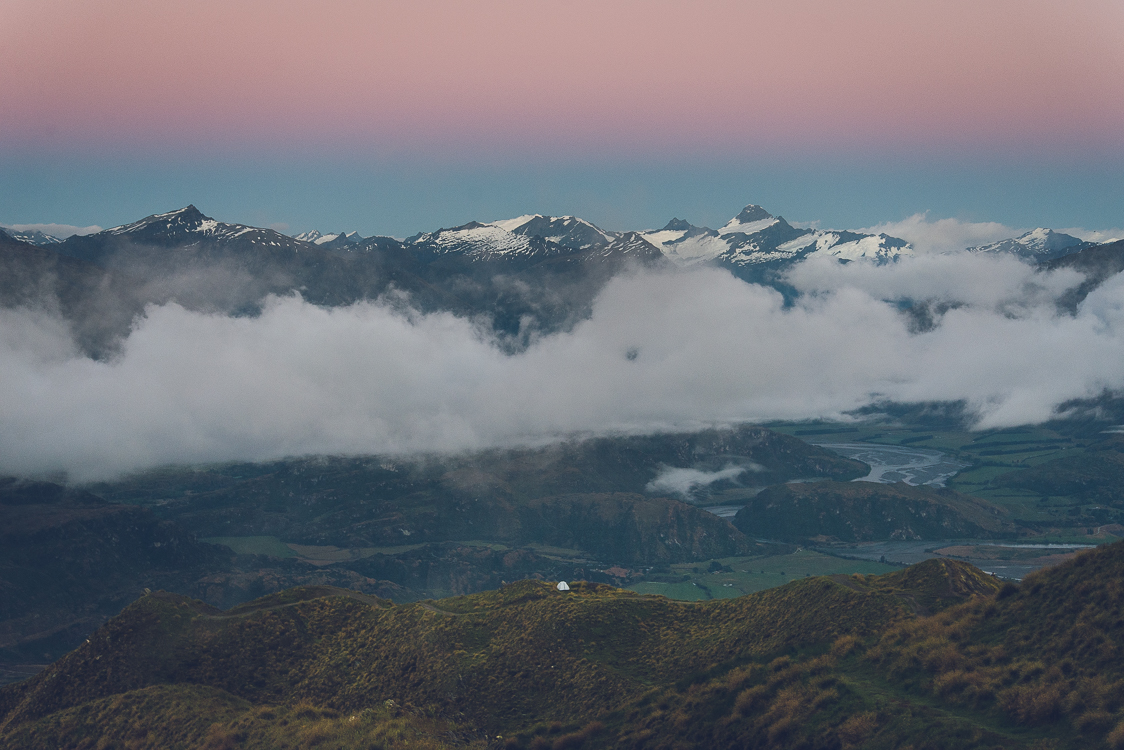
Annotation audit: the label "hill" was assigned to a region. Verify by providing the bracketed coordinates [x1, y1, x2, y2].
[1, 426, 865, 675]
[991, 435, 1124, 507]
[93, 426, 866, 555]
[0, 555, 1007, 748]
[733, 480, 1017, 543]
[0, 476, 418, 677]
[0, 478, 223, 669]
[25, 541, 1124, 748]
[10, 542, 1124, 747]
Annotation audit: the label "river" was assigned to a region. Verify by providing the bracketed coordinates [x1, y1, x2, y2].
[811, 442, 969, 487]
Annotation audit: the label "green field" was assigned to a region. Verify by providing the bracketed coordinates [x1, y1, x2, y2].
[766, 418, 1115, 533]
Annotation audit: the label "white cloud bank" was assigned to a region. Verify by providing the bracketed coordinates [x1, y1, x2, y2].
[1, 222, 102, 238]
[859, 213, 1019, 254]
[859, 212, 1124, 254]
[2, 258, 1123, 481]
[1061, 227, 1124, 244]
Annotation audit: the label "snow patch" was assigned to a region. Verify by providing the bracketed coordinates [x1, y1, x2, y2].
[719, 217, 778, 236]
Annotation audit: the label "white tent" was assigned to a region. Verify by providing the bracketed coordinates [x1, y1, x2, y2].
[556, 581, 570, 591]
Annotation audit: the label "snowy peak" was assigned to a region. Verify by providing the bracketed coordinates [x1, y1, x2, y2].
[813, 232, 914, 263]
[104, 205, 211, 236]
[584, 232, 663, 262]
[410, 221, 541, 259]
[733, 204, 774, 224]
[970, 228, 1088, 261]
[0, 227, 63, 246]
[639, 220, 726, 266]
[720, 204, 780, 236]
[638, 204, 912, 269]
[90, 206, 300, 251]
[294, 230, 365, 248]
[487, 214, 615, 251]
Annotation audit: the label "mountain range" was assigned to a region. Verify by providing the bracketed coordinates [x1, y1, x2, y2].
[4, 202, 1120, 359]
[969, 227, 1092, 261]
[8, 204, 1104, 268]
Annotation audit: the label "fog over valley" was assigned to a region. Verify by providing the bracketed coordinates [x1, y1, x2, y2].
[3, 245, 1122, 481]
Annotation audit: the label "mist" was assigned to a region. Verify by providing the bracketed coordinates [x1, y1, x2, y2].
[645, 465, 758, 500]
[2, 256, 1123, 482]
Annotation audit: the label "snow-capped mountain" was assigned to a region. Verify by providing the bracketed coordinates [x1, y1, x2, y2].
[0, 227, 63, 246]
[13, 202, 1123, 361]
[407, 221, 573, 262]
[489, 215, 617, 251]
[639, 205, 913, 269]
[96, 206, 300, 250]
[293, 230, 365, 248]
[969, 228, 1089, 262]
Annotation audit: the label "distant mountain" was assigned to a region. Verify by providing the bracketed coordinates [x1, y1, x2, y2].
[970, 227, 1090, 261]
[0, 229, 147, 358]
[401, 204, 911, 277]
[3, 205, 672, 354]
[13, 202, 1117, 359]
[0, 227, 62, 246]
[639, 204, 913, 278]
[292, 230, 365, 249]
[490, 214, 617, 250]
[407, 220, 570, 262]
[1043, 238, 1124, 312]
[56, 205, 312, 263]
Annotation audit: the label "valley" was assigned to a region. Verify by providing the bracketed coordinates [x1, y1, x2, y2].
[5, 405, 1122, 691]
[3, 202, 1124, 746]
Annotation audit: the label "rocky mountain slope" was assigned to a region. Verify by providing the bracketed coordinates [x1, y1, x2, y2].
[5, 205, 1115, 361]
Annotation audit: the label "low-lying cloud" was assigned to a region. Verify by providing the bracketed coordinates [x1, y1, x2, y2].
[1, 222, 103, 238]
[2, 258, 1123, 481]
[1061, 227, 1124, 244]
[859, 212, 1019, 254]
[858, 212, 1123, 255]
[645, 465, 759, 500]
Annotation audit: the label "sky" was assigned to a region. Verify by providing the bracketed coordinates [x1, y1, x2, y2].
[1, 0, 1122, 237]
[3, 0, 1124, 480]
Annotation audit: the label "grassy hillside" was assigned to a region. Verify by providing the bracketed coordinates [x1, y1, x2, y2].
[991, 436, 1124, 506]
[733, 480, 1016, 543]
[86, 426, 867, 554]
[10, 543, 1124, 747]
[36, 545, 1124, 748]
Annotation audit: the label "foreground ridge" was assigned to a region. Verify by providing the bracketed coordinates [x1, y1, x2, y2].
[32, 544, 1124, 748]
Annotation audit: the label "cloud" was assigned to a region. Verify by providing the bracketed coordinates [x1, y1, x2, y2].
[1061, 227, 1124, 244]
[645, 465, 759, 500]
[787, 251, 1084, 312]
[3, 261, 1124, 482]
[859, 213, 1019, 254]
[1, 222, 102, 238]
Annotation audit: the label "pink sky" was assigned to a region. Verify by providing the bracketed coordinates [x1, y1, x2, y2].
[2, 0, 1123, 158]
